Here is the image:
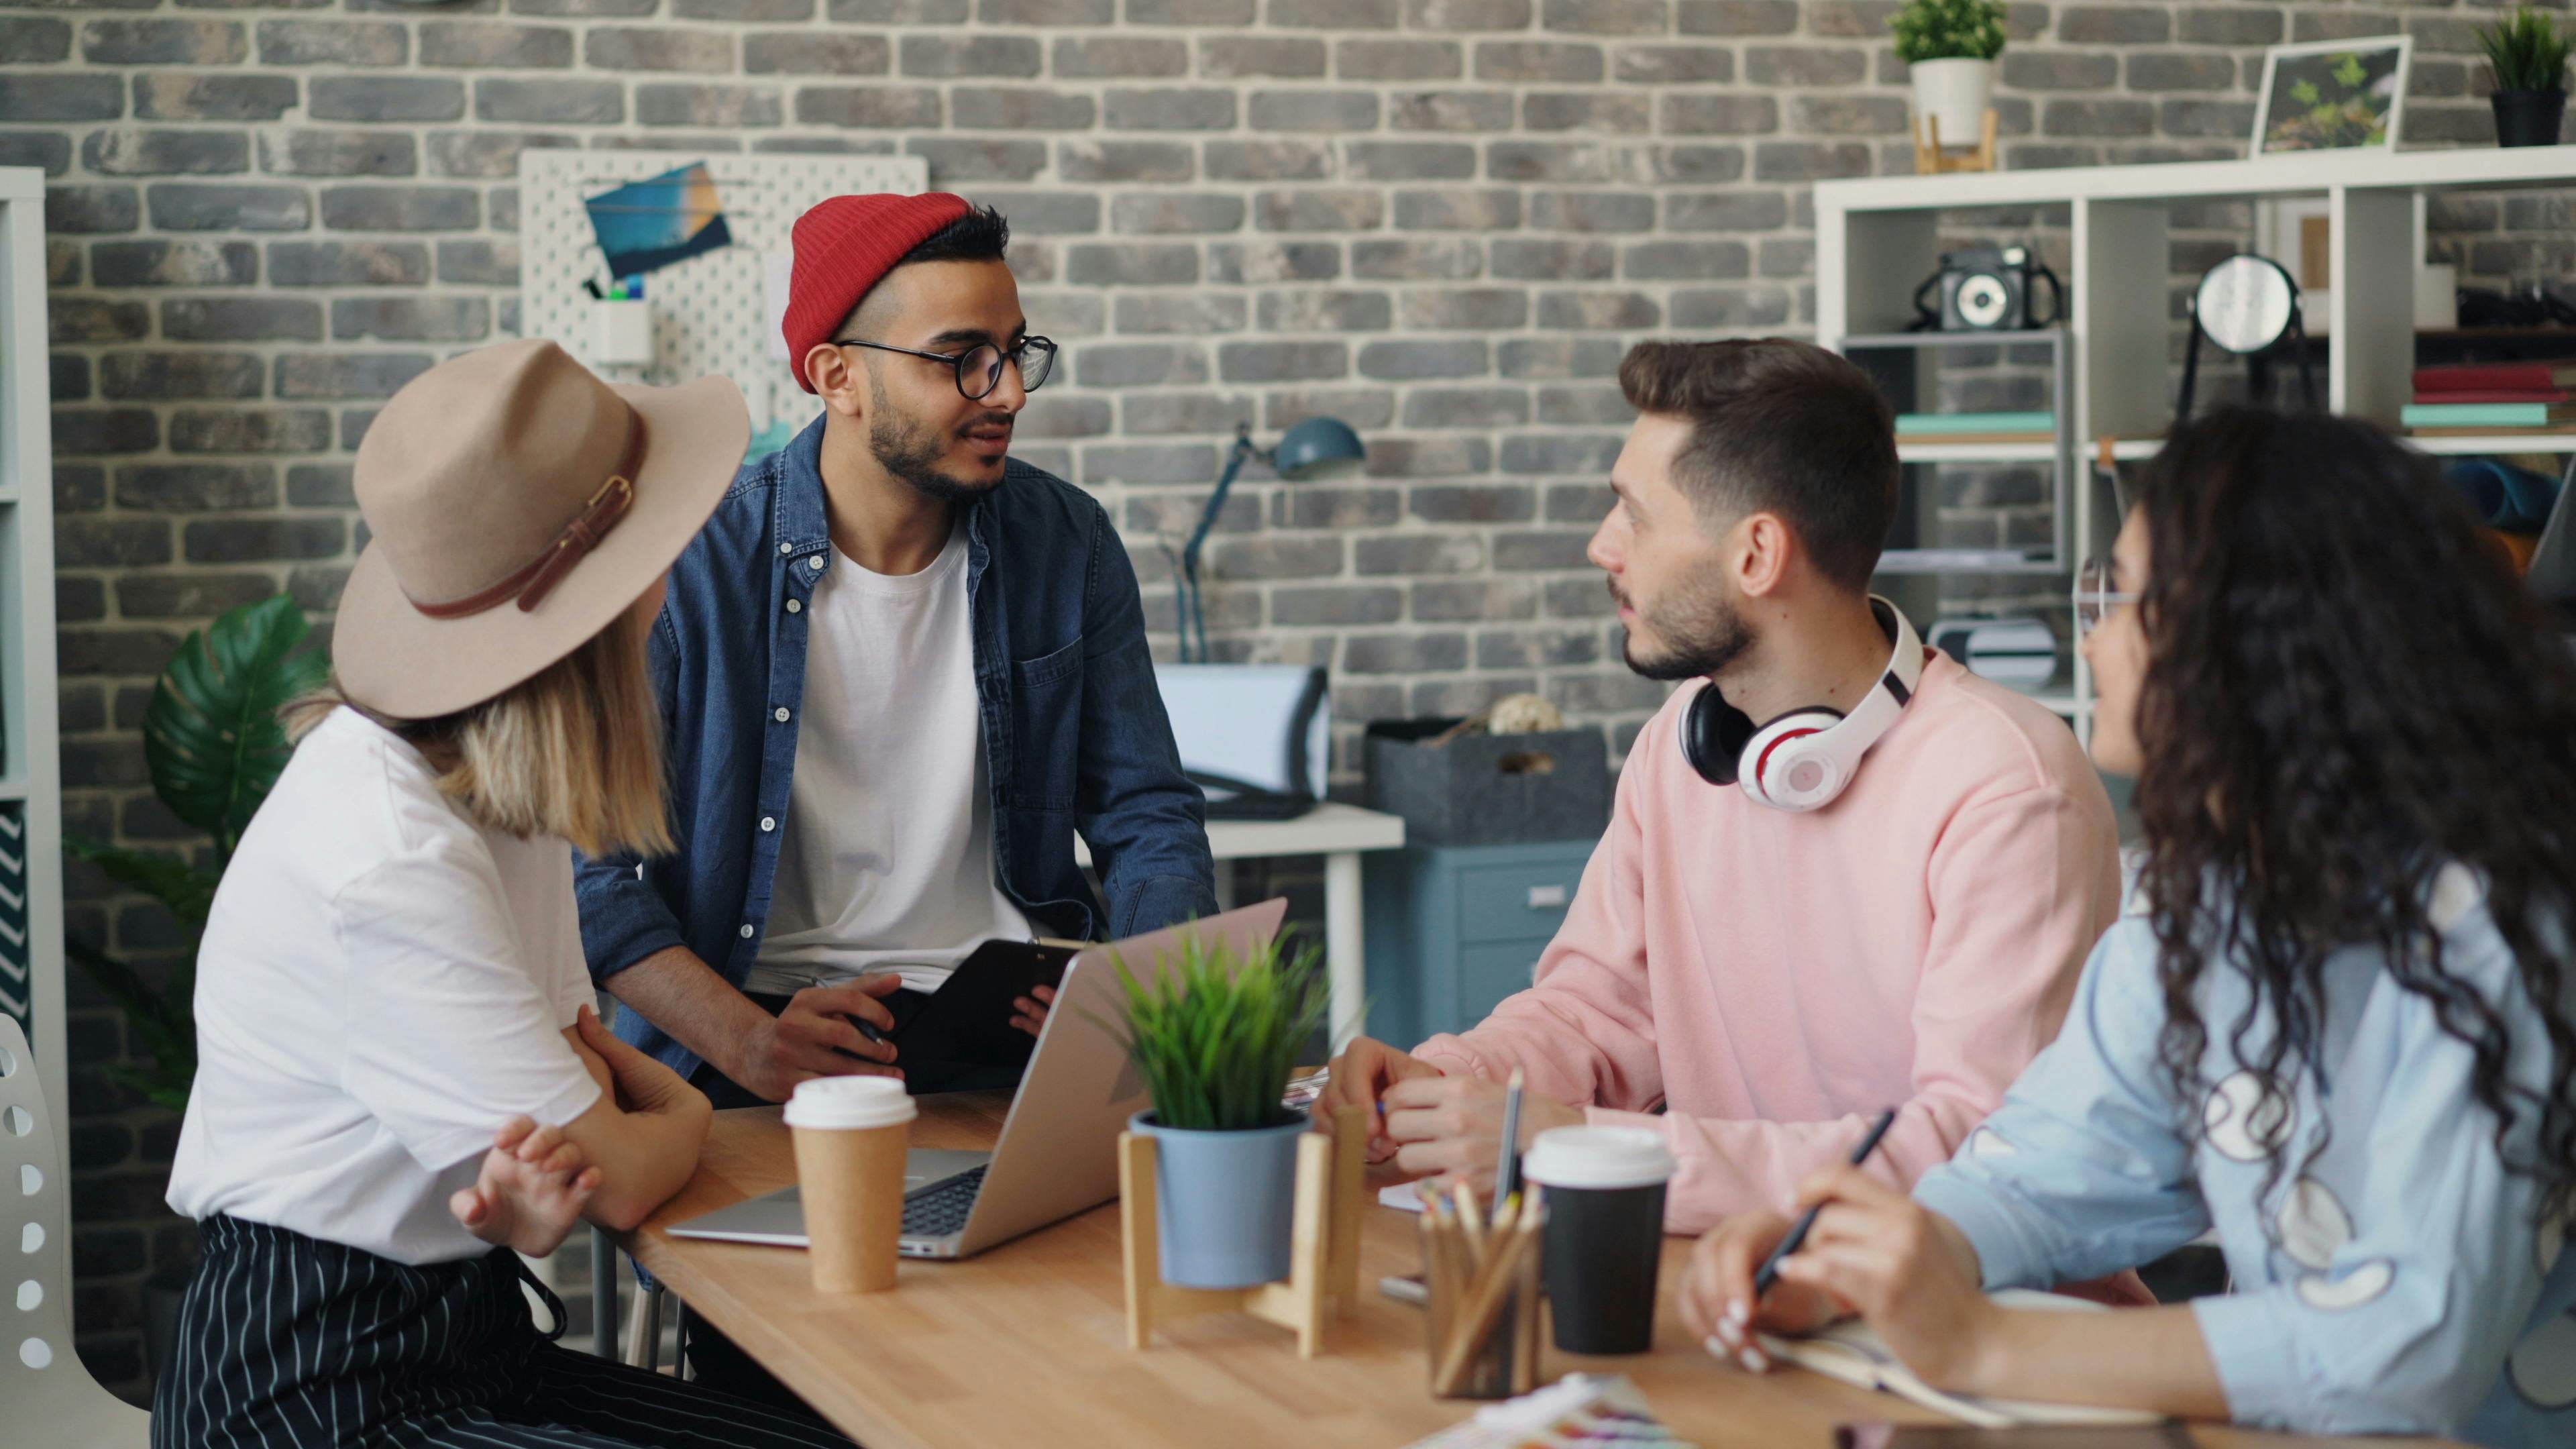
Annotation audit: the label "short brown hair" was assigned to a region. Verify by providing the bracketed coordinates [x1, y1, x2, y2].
[1617, 338, 1899, 591]
[285, 605, 672, 860]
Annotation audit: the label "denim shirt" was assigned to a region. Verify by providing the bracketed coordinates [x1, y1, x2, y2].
[574, 417, 1219, 1078]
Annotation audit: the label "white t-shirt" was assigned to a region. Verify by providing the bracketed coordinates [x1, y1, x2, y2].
[165, 708, 603, 1265]
[745, 525, 1032, 998]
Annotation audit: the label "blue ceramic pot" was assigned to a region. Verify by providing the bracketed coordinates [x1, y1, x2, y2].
[1132, 1110, 1309, 1289]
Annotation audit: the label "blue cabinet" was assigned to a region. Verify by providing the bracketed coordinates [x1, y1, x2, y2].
[1362, 837, 1599, 1049]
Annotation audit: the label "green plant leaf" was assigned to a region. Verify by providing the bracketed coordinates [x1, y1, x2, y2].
[1085, 924, 1330, 1133]
[1888, 0, 2009, 64]
[64, 835, 218, 934]
[2479, 6, 2573, 92]
[143, 595, 328, 865]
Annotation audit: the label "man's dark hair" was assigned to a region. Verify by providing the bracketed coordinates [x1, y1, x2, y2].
[1617, 339, 1899, 592]
[901, 204, 1010, 266]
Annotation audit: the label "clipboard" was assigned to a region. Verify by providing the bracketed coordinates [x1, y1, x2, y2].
[882, 938, 1081, 1069]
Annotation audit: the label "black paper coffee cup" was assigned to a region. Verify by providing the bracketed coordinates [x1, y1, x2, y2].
[1523, 1126, 1676, 1355]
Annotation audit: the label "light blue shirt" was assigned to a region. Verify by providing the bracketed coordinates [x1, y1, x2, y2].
[1912, 873, 2576, 1446]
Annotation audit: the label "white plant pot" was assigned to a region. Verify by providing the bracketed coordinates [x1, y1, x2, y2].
[1911, 57, 1995, 151]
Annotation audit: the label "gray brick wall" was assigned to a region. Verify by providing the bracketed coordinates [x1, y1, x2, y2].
[17, 0, 2571, 1399]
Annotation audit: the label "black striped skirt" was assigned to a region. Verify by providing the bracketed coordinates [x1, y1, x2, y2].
[152, 1215, 856, 1449]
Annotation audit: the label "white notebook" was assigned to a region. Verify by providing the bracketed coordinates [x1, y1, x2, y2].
[1743, 1289, 2169, 1430]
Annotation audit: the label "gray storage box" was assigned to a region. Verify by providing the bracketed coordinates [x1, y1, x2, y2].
[1364, 720, 1610, 846]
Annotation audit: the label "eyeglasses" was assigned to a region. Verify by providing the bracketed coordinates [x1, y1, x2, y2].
[833, 335, 1057, 400]
[2076, 554, 2139, 636]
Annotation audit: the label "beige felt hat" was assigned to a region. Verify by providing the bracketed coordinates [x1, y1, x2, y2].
[333, 338, 747, 718]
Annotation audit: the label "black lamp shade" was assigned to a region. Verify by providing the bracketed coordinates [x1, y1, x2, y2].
[1272, 417, 1366, 482]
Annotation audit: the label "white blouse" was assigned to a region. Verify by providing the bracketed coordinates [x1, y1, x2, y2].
[167, 707, 602, 1265]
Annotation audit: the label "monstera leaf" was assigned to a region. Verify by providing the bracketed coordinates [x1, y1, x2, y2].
[140, 595, 329, 869]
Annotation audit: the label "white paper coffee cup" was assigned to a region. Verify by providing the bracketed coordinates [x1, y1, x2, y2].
[788, 1078, 916, 1293]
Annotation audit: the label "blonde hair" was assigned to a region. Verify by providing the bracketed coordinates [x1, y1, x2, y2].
[286, 606, 673, 859]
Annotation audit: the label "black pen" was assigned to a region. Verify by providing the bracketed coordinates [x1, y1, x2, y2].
[1752, 1107, 1899, 1300]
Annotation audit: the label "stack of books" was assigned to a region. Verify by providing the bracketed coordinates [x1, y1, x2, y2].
[2403, 363, 2576, 436]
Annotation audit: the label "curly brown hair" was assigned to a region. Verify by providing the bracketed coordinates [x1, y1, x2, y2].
[2130, 407, 2576, 1224]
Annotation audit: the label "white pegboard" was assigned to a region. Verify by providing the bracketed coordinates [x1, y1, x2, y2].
[520, 149, 926, 437]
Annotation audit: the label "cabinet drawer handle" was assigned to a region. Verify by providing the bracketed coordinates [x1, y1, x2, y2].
[1525, 884, 1569, 910]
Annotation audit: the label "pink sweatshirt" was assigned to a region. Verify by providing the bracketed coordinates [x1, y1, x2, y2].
[1415, 652, 2121, 1235]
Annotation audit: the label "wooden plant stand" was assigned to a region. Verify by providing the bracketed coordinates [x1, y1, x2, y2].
[1913, 108, 2000, 174]
[1118, 1106, 1367, 1358]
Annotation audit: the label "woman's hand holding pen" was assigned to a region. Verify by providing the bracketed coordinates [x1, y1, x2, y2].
[1681, 1166, 1996, 1392]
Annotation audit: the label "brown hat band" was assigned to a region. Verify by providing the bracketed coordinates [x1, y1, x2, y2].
[405, 411, 645, 621]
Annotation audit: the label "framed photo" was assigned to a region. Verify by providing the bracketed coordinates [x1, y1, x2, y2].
[2251, 36, 2412, 156]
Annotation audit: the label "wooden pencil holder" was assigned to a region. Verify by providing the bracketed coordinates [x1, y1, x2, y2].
[1912, 108, 1999, 174]
[1118, 1105, 1367, 1358]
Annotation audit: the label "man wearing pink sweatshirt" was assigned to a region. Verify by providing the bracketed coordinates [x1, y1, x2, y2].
[1322, 339, 2121, 1235]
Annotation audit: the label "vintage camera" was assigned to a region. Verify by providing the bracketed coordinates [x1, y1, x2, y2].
[1915, 246, 2062, 332]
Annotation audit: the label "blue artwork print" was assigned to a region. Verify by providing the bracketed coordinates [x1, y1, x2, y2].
[584, 161, 732, 280]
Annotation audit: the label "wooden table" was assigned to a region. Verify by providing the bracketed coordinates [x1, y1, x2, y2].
[620, 1103, 2438, 1449]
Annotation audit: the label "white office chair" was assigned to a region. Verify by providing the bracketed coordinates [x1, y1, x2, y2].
[0, 1014, 150, 1444]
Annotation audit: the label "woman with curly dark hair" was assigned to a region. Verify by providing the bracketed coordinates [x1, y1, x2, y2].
[1677, 407, 2576, 1444]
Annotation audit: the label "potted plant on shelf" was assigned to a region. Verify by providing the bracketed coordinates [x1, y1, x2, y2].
[2480, 7, 2571, 147]
[1892, 0, 2010, 153]
[1100, 928, 1329, 1289]
[62, 594, 328, 1382]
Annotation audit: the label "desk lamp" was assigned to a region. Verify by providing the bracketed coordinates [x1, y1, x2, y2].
[2177, 254, 2314, 424]
[1177, 418, 1366, 662]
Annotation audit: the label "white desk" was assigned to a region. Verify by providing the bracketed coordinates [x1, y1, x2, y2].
[1077, 801, 1405, 1049]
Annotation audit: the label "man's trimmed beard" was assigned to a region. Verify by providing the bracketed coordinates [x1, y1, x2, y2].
[867, 374, 1009, 504]
[1617, 571, 1754, 682]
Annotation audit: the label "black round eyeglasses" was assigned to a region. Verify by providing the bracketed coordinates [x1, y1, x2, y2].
[833, 335, 1057, 400]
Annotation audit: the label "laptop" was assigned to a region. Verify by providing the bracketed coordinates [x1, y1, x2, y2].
[668, 898, 1290, 1260]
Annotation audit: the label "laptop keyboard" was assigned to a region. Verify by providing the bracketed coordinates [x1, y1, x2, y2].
[902, 1164, 987, 1238]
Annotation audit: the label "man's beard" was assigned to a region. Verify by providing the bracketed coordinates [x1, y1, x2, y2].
[1617, 572, 1754, 682]
[868, 382, 1010, 504]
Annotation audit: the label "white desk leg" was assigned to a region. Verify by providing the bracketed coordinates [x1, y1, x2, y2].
[1324, 849, 1365, 1052]
[1212, 859, 1238, 912]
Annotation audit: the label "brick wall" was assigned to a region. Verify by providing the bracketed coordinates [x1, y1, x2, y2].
[15, 0, 2570, 1398]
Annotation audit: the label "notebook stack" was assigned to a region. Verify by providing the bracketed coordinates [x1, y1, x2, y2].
[2403, 362, 2576, 437]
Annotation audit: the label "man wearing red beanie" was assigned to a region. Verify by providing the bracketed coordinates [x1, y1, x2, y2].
[574, 197, 1218, 1397]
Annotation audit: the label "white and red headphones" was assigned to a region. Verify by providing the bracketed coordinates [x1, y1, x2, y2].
[1678, 596, 1923, 812]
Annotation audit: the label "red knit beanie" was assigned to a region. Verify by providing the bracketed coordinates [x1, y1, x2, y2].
[782, 192, 977, 394]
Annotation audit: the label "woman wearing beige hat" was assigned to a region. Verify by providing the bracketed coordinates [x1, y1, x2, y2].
[154, 340, 856, 1448]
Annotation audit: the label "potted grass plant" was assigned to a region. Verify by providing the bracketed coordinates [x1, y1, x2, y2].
[1892, 0, 2010, 152]
[1100, 928, 1329, 1289]
[2480, 7, 2571, 147]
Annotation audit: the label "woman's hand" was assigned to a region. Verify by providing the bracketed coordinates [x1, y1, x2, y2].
[1762, 1167, 2001, 1392]
[449, 1116, 600, 1257]
[1678, 1210, 1846, 1372]
[576, 1004, 710, 1118]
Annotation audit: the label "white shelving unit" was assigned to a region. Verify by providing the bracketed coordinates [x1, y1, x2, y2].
[1818, 144, 2576, 742]
[0, 166, 63, 1183]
